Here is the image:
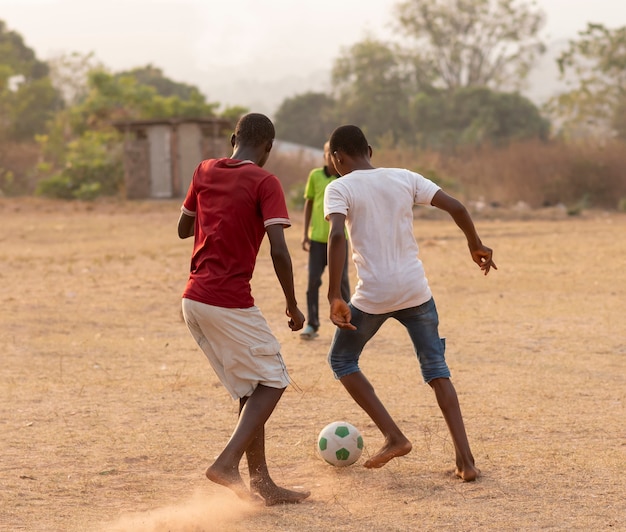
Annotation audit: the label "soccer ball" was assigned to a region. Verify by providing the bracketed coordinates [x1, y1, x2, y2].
[317, 421, 364, 467]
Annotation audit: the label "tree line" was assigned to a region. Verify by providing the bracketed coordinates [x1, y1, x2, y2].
[275, 0, 625, 149]
[1, 0, 625, 202]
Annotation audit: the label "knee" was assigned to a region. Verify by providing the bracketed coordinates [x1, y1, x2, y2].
[427, 377, 452, 389]
[308, 276, 323, 291]
[329, 353, 359, 379]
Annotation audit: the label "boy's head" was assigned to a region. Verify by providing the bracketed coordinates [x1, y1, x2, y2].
[231, 113, 275, 166]
[328, 125, 372, 176]
[329, 125, 369, 157]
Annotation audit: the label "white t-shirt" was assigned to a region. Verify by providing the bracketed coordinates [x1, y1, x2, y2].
[324, 167, 441, 314]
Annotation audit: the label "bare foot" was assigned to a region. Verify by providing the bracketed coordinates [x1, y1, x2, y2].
[206, 464, 262, 503]
[250, 479, 311, 506]
[455, 464, 481, 482]
[363, 437, 412, 469]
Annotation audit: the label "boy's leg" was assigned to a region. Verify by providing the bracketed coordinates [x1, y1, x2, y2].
[339, 371, 412, 468]
[245, 422, 311, 505]
[329, 305, 411, 468]
[206, 384, 284, 499]
[428, 378, 480, 481]
[184, 302, 307, 495]
[396, 300, 479, 481]
[303, 241, 327, 335]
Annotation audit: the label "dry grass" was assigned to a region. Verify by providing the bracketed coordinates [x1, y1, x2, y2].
[373, 140, 626, 210]
[0, 198, 625, 532]
[0, 141, 42, 195]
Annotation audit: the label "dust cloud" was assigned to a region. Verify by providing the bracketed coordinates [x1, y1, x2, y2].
[101, 490, 258, 532]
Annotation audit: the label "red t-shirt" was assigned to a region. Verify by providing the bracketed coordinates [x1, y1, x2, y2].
[181, 158, 290, 308]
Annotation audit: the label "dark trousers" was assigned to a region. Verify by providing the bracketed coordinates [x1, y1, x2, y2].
[306, 240, 351, 331]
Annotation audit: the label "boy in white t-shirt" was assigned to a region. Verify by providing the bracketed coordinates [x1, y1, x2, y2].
[324, 125, 496, 481]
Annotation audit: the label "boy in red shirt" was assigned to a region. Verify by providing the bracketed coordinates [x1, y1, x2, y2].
[178, 113, 310, 505]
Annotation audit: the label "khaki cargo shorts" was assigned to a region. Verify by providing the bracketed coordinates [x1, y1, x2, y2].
[182, 298, 290, 399]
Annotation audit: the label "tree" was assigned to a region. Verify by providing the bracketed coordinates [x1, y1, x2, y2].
[394, 0, 545, 91]
[37, 66, 219, 199]
[331, 38, 413, 145]
[551, 23, 626, 138]
[0, 20, 48, 79]
[47, 51, 101, 106]
[219, 105, 248, 125]
[0, 20, 62, 141]
[411, 86, 549, 149]
[0, 20, 63, 195]
[117, 64, 202, 100]
[274, 92, 337, 147]
[63, 68, 218, 135]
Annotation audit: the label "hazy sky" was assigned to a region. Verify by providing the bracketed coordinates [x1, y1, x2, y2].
[2, 0, 625, 113]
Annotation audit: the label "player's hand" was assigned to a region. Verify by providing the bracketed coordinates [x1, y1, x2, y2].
[286, 306, 305, 331]
[330, 298, 356, 330]
[470, 245, 497, 275]
[301, 236, 311, 252]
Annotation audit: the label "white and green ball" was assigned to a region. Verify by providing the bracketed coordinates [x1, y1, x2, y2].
[317, 421, 364, 466]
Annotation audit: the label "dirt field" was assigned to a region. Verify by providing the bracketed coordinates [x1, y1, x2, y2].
[1, 198, 624, 532]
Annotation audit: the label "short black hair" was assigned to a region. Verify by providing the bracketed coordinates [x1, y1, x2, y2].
[234, 113, 275, 146]
[329, 125, 369, 157]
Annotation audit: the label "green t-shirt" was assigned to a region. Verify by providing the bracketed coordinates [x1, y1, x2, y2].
[304, 166, 338, 243]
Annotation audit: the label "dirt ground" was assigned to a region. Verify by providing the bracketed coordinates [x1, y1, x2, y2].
[0, 198, 624, 532]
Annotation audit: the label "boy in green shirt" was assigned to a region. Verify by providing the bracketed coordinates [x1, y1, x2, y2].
[301, 141, 350, 339]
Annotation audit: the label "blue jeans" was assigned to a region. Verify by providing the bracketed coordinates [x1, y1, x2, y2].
[328, 298, 450, 383]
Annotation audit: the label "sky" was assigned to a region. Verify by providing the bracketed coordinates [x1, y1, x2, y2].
[2, 0, 626, 115]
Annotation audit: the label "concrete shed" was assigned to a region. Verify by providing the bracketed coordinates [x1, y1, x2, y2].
[114, 117, 232, 199]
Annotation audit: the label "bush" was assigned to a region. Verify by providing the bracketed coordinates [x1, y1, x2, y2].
[36, 130, 123, 200]
[264, 148, 320, 211]
[287, 182, 306, 211]
[35, 174, 74, 199]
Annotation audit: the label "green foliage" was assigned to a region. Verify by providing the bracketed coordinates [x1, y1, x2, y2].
[36, 130, 123, 200]
[412, 87, 549, 149]
[219, 105, 248, 125]
[0, 20, 49, 80]
[274, 92, 337, 147]
[550, 23, 626, 137]
[37, 66, 221, 199]
[66, 68, 218, 135]
[282, 1, 548, 150]
[117, 65, 201, 99]
[1, 20, 231, 200]
[0, 20, 63, 142]
[5, 77, 62, 141]
[332, 38, 412, 144]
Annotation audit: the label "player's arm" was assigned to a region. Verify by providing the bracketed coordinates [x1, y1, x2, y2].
[266, 224, 305, 331]
[177, 212, 195, 239]
[302, 198, 313, 251]
[327, 213, 356, 329]
[430, 189, 497, 275]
